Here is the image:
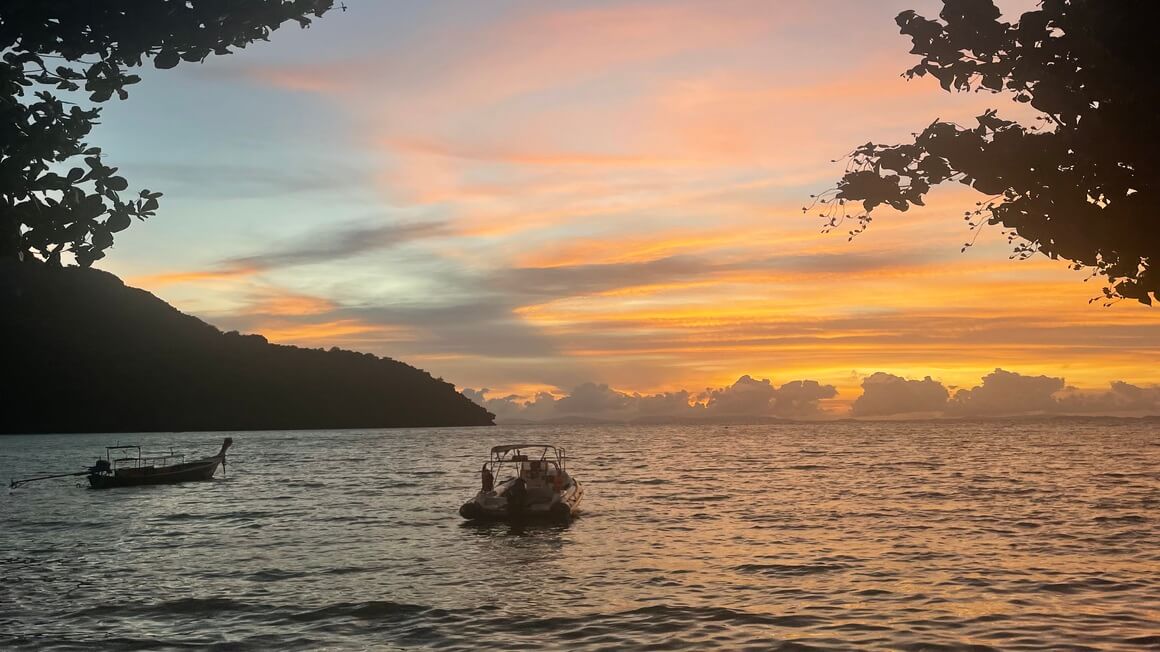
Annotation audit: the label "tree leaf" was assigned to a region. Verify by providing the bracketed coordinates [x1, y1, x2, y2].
[153, 49, 180, 69]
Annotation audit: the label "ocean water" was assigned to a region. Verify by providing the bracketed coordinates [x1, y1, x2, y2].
[1, 421, 1157, 651]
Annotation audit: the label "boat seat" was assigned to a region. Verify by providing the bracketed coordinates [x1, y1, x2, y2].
[523, 460, 545, 478]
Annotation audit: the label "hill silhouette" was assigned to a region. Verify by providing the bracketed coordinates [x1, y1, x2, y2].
[0, 261, 494, 433]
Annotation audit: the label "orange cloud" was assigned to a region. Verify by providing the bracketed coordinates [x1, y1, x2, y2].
[384, 137, 676, 169]
[255, 319, 412, 346]
[244, 66, 352, 94]
[245, 291, 335, 316]
[129, 266, 257, 287]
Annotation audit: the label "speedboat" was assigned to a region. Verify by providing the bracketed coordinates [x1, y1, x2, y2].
[459, 444, 583, 522]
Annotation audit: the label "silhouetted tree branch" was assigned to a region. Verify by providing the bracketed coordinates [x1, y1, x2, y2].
[812, 0, 1159, 305]
[0, 0, 333, 266]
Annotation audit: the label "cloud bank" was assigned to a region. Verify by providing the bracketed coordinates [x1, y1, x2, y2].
[466, 369, 1160, 423]
[464, 375, 839, 423]
[948, 369, 1064, 417]
[851, 372, 949, 417]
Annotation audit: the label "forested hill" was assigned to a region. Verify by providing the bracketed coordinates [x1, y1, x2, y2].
[0, 262, 494, 433]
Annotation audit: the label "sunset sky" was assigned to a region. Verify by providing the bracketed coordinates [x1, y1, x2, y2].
[93, 0, 1159, 418]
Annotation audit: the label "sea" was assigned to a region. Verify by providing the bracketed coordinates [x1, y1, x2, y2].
[1, 421, 1157, 651]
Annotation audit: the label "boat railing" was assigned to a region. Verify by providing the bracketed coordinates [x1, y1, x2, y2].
[488, 445, 567, 470]
[105, 446, 186, 470]
[483, 458, 568, 487]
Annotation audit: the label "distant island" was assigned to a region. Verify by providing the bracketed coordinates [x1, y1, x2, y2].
[0, 261, 494, 434]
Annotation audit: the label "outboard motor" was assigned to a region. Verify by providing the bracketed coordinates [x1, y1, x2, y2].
[550, 502, 571, 523]
[507, 477, 528, 518]
[88, 459, 111, 475]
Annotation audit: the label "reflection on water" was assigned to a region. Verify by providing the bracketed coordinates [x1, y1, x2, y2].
[460, 519, 573, 538]
[1, 421, 1158, 650]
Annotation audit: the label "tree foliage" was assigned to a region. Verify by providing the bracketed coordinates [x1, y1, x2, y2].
[0, 0, 332, 266]
[813, 0, 1159, 304]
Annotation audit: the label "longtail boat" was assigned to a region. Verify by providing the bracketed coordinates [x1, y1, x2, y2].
[10, 438, 233, 490]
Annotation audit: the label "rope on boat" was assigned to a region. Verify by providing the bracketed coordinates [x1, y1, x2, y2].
[9, 468, 88, 484]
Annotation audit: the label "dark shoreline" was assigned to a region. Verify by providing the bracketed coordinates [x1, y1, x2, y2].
[1, 261, 494, 434]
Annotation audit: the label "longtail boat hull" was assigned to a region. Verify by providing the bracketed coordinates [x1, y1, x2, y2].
[88, 457, 223, 489]
[9, 438, 233, 491]
[87, 438, 232, 490]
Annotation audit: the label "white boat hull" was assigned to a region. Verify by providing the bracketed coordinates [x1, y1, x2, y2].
[460, 479, 584, 522]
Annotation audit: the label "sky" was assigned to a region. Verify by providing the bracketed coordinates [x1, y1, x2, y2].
[92, 0, 1160, 420]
